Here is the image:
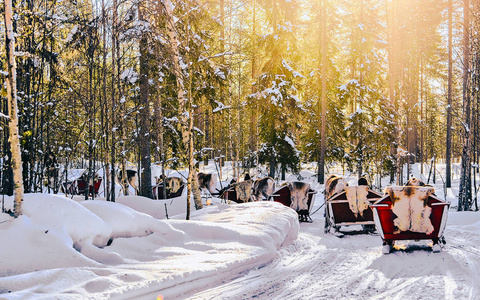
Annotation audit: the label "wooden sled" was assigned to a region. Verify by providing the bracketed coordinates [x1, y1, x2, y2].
[63, 176, 102, 197]
[372, 186, 449, 254]
[220, 186, 248, 203]
[271, 184, 317, 223]
[152, 183, 186, 199]
[325, 187, 383, 235]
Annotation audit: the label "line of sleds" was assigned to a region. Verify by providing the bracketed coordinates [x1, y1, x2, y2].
[221, 176, 317, 223]
[324, 175, 449, 254]
[112, 167, 450, 254]
[148, 172, 318, 223]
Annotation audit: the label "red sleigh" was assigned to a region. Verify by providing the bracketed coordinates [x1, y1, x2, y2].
[271, 183, 317, 222]
[371, 186, 449, 254]
[324, 186, 383, 235]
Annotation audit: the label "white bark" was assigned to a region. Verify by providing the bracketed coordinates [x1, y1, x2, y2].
[164, 0, 202, 216]
[4, 0, 24, 217]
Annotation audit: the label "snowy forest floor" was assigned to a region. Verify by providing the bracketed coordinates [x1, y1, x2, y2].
[0, 162, 479, 299]
[183, 209, 480, 300]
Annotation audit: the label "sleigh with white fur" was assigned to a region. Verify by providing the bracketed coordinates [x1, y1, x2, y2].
[372, 186, 449, 254]
[324, 186, 383, 234]
[271, 182, 317, 222]
[220, 180, 254, 203]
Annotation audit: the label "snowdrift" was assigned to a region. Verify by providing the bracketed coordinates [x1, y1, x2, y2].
[0, 194, 299, 299]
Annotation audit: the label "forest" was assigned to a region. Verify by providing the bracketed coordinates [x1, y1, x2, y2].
[1, 0, 479, 215]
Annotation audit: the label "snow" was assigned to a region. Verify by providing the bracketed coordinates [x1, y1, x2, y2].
[65, 25, 78, 43]
[0, 194, 297, 299]
[0, 163, 479, 299]
[120, 68, 138, 84]
[212, 101, 230, 113]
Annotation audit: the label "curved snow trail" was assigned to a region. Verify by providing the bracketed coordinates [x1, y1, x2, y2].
[182, 214, 480, 300]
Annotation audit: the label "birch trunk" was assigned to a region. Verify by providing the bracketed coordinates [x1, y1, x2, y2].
[164, 0, 197, 218]
[4, 0, 24, 217]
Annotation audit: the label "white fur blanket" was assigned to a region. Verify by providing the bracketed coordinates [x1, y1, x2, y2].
[344, 186, 369, 218]
[385, 186, 435, 234]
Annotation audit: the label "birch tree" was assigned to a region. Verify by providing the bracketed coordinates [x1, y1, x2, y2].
[4, 0, 24, 217]
[163, 0, 202, 219]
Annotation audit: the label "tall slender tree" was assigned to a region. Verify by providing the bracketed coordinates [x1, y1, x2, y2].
[4, 0, 24, 217]
[459, 0, 472, 211]
[446, 0, 453, 188]
[318, 0, 327, 184]
[138, 0, 152, 198]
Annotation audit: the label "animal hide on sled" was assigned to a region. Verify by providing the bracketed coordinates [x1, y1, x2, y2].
[198, 172, 217, 194]
[288, 182, 310, 212]
[252, 177, 275, 201]
[234, 179, 254, 202]
[344, 186, 369, 218]
[165, 177, 183, 194]
[325, 175, 348, 199]
[385, 186, 435, 234]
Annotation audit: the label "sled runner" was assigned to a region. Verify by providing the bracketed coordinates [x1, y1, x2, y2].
[371, 186, 449, 254]
[271, 182, 317, 222]
[324, 186, 383, 235]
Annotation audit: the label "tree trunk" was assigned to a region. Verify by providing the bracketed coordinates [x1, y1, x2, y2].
[4, 0, 24, 217]
[318, 0, 327, 184]
[102, 0, 111, 201]
[110, 0, 118, 202]
[189, 115, 202, 210]
[459, 0, 472, 211]
[420, 58, 424, 175]
[139, 2, 152, 199]
[387, 0, 398, 184]
[164, 0, 192, 217]
[446, 0, 453, 188]
[187, 5, 202, 210]
[269, 156, 275, 178]
[158, 94, 167, 200]
[86, 57, 94, 200]
[250, 0, 257, 155]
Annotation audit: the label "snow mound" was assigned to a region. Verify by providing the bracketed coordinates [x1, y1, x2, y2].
[0, 195, 299, 299]
[0, 194, 184, 270]
[0, 215, 98, 277]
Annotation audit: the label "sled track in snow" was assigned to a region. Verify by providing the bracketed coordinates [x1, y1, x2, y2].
[185, 223, 480, 300]
[444, 230, 480, 299]
[185, 231, 382, 300]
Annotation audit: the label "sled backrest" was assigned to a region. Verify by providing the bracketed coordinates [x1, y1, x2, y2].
[344, 185, 369, 218]
[384, 186, 435, 234]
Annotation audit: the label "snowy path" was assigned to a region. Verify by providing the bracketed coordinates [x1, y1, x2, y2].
[182, 211, 480, 300]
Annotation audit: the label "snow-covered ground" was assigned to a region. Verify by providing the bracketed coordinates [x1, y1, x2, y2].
[0, 162, 479, 299]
